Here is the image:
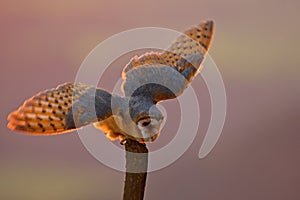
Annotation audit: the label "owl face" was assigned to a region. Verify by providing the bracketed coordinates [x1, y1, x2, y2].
[111, 104, 164, 142]
[137, 116, 163, 142]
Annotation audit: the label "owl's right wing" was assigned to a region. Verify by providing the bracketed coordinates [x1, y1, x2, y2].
[121, 20, 214, 102]
[7, 82, 113, 135]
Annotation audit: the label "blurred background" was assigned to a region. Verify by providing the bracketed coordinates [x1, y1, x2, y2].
[1, 0, 299, 199]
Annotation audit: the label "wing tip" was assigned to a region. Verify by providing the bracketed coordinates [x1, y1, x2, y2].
[199, 19, 215, 50]
[7, 118, 75, 136]
[6, 108, 71, 135]
[7, 116, 32, 134]
[203, 19, 214, 32]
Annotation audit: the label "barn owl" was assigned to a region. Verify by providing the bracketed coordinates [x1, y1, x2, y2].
[7, 20, 214, 143]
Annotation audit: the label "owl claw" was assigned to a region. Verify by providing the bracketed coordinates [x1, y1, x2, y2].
[120, 137, 127, 145]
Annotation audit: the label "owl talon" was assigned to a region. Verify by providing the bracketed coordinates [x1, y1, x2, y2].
[120, 137, 127, 145]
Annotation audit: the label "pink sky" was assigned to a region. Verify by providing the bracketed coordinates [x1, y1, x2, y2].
[0, 0, 299, 199]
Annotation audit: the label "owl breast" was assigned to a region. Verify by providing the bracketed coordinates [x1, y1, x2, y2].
[93, 115, 124, 141]
[93, 114, 141, 142]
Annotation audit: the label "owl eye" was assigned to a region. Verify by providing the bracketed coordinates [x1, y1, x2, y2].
[142, 121, 151, 126]
[138, 116, 151, 127]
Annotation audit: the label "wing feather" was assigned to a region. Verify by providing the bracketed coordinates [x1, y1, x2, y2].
[122, 20, 214, 101]
[7, 83, 112, 135]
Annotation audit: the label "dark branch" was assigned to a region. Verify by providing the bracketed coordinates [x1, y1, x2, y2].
[123, 139, 148, 200]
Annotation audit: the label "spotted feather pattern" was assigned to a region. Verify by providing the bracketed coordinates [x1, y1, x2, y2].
[122, 20, 214, 99]
[123, 20, 214, 82]
[123, 52, 165, 75]
[161, 20, 213, 80]
[7, 83, 92, 134]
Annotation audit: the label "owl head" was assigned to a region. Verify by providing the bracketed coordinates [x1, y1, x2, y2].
[135, 105, 164, 142]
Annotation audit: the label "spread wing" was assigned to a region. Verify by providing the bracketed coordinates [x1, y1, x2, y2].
[7, 82, 112, 135]
[121, 20, 214, 102]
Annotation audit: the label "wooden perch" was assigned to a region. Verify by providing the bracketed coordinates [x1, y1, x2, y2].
[123, 139, 148, 200]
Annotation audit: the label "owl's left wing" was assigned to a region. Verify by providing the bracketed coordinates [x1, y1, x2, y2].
[7, 82, 113, 135]
[121, 20, 214, 102]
